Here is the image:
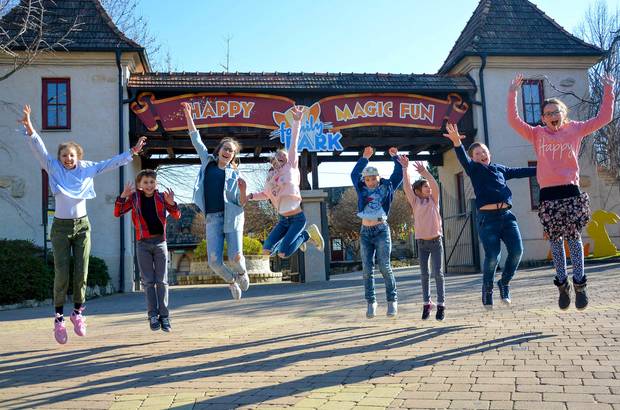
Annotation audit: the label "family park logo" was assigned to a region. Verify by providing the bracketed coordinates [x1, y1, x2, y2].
[271, 103, 344, 152]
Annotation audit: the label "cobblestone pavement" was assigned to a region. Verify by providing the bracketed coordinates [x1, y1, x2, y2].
[1, 262, 619, 409]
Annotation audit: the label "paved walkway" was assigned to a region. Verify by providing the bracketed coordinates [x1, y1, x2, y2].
[1, 262, 619, 409]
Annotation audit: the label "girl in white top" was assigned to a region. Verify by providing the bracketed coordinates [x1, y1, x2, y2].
[20, 105, 146, 345]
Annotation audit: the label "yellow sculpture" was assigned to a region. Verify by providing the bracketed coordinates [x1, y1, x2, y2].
[586, 210, 620, 258]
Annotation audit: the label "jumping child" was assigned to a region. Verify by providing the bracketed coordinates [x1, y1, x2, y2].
[351, 146, 404, 318]
[181, 102, 250, 300]
[444, 123, 536, 309]
[244, 106, 324, 259]
[401, 157, 446, 321]
[508, 73, 615, 310]
[19, 104, 146, 344]
[114, 170, 180, 332]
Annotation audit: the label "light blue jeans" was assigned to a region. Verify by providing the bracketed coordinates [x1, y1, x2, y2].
[205, 212, 246, 283]
[360, 223, 397, 303]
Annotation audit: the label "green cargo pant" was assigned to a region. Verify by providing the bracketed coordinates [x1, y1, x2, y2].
[50, 216, 91, 306]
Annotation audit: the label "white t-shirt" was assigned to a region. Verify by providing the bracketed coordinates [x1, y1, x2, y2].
[54, 192, 87, 219]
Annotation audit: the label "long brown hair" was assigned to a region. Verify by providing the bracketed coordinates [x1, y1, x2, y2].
[214, 137, 242, 168]
[57, 141, 84, 160]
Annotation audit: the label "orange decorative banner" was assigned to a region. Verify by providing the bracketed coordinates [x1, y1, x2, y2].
[130, 92, 295, 131]
[317, 93, 469, 131]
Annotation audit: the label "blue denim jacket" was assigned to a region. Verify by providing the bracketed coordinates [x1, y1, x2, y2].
[351, 156, 403, 216]
[190, 130, 244, 233]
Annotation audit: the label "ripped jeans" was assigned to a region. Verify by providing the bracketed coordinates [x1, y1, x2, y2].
[205, 212, 246, 283]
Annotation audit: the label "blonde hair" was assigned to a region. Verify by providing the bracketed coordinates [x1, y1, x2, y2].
[467, 142, 489, 158]
[214, 137, 241, 168]
[57, 141, 84, 160]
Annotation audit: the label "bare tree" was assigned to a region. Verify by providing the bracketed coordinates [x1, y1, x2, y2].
[99, 0, 162, 68]
[575, 0, 620, 182]
[0, 0, 82, 82]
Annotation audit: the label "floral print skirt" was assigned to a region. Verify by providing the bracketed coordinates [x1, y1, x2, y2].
[537, 192, 590, 241]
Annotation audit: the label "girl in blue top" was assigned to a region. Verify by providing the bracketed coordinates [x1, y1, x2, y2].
[444, 123, 536, 309]
[181, 102, 249, 301]
[20, 105, 146, 345]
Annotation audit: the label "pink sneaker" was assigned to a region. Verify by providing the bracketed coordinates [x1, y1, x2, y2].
[54, 315, 68, 345]
[70, 308, 87, 337]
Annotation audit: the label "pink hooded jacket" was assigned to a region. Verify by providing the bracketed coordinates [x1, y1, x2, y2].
[251, 120, 302, 211]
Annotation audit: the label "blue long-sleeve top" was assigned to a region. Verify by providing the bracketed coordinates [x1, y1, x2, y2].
[351, 156, 403, 216]
[454, 144, 536, 209]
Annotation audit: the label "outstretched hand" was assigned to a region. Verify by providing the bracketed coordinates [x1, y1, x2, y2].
[19, 104, 34, 135]
[163, 188, 176, 205]
[291, 106, 304, 122]
[362, 146, 374, 159]
[442, 123, 465, 147]
[132, 136, 147, 155]
[602, 73, 616, 88]
[238, 177, 247, 192]
[413, 161, 427, 175]
[397, 154, 409, 169]
[120, 181, 134, 199]
[510, 73, 524, 92]
[181, 102, 193, 119]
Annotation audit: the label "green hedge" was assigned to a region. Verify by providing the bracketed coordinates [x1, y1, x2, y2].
[194, 236, 264, 261]
[0, 239, 111, 306]
[0, 240, 54, 305]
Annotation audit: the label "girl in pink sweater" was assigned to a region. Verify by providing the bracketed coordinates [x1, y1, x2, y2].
[401, 157, 445, 321]
[507, 73, 615, 311]
[244, 106, 324, 258]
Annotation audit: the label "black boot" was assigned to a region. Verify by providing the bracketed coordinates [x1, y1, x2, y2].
[553, 278, 572, 310]
[573, 277, 588, 310]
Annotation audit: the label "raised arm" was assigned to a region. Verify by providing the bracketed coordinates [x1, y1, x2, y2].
[414, 161, 439, 204]
[399, 155, 416, 209]
[20, 105, 51, 171]
[507, 73, 536, 142]
[288, 106, 303, 169]
[163, 188, 181, 220]
[86, 136, 146, 176]
[574, 74, 616, 137]
[443, 123, 473, 174]
[182, 102, 210, 163]
[114, 182, 135, 217]
[351, 146, 372, 185]
[388, 147, 403, 189]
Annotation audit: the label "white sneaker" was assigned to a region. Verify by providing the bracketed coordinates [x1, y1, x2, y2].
[229, 282, 242, 300]
[306, 224, 324, 252]
[366, 301, 378, 319]
[236, 272, 250, 292]
[387, 301, 398, 318]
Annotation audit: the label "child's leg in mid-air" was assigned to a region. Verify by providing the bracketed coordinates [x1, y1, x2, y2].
[359, 226, 378, 305]
[263, 216, 289, 256]
[374, 224, 397, 303]
[497, 211, 523, 304]
[274, 213, 308, 258]
[417, 240, 432, 304]
[429, 239, 445, 306]
[477, 213, 501, 307]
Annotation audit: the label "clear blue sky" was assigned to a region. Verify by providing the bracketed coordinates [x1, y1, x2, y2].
[140, 0, 619, 199]
[141, 0, 618, 74]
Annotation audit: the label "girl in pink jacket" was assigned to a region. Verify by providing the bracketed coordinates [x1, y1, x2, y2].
[507, 73, 615, 311]
[245, 106, 324, 258]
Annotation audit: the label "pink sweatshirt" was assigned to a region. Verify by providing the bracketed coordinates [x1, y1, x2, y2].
[410, 195, 443, 239]
[251, 120, 302, 211]
[507, 84, 615, 188]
